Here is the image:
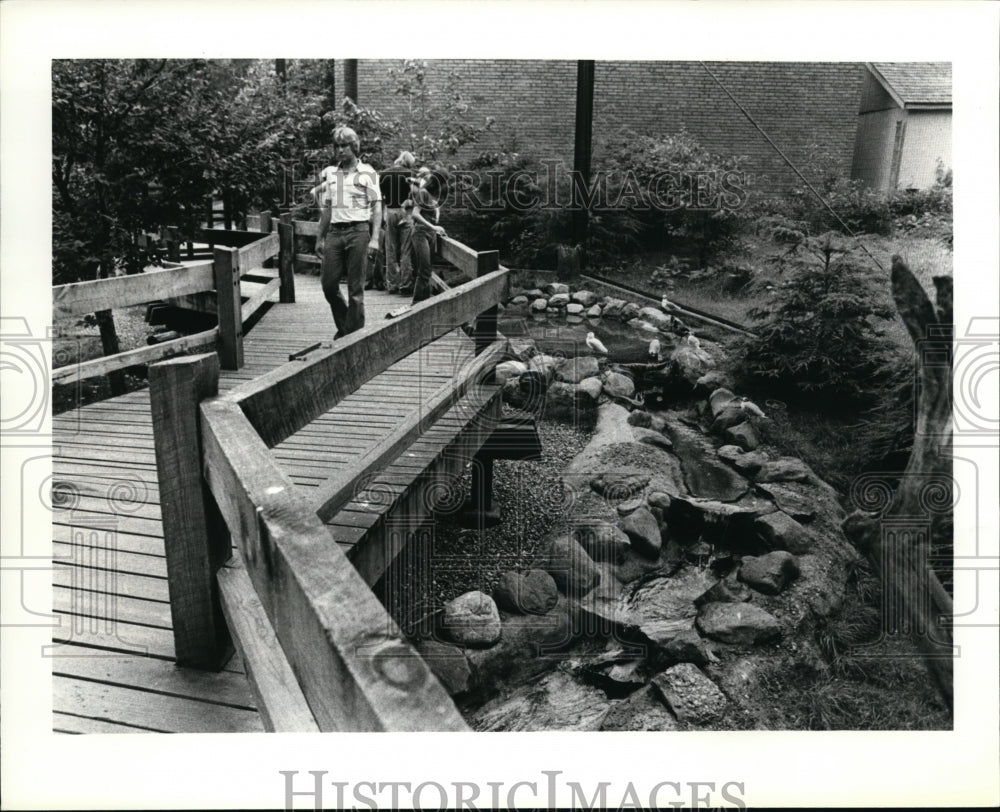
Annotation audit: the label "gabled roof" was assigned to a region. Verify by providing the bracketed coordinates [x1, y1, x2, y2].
[868, 62, 952, 108]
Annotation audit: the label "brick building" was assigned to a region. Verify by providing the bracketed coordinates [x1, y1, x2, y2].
[347, 59, 866, 199]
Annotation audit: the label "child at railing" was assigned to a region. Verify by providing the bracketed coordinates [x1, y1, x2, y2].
[406, 170, 447, 304]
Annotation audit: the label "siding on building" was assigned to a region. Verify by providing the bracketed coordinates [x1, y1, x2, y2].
[349, 59, 864, 199]
[897, 111, 951, 190]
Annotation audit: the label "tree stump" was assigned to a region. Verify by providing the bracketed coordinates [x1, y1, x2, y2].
[847, 256, 953, 704]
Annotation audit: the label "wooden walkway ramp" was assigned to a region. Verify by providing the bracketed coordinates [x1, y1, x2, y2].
[51, 276, 492, 733]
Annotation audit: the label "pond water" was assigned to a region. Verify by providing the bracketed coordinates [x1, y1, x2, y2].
[498, 313, 652, 364]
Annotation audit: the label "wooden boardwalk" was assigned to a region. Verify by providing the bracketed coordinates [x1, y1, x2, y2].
[51, 275, 491, 733]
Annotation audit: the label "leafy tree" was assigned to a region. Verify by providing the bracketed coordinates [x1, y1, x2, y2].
[387, 60, 494, 169]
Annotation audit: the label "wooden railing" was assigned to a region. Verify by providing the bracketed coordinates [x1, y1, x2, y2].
[52, 217, 291, 385]
[148, 235, 507, 731]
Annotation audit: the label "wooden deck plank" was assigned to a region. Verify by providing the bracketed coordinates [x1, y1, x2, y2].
[51, 276, 503, 732]
[53, 676, 264, 733]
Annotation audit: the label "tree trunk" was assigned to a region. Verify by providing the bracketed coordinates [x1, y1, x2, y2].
[344, 59, 358, 104]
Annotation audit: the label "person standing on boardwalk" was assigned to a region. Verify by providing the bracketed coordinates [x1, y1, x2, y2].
[312, 126, 382, 337]
[379, 151, 417, 295]
[407, 169, 447, 304]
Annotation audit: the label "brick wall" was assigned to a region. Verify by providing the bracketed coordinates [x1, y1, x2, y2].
[350, 59, 864, 200]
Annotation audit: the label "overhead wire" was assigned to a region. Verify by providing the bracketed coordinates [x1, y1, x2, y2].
[698, 61, 887, 273]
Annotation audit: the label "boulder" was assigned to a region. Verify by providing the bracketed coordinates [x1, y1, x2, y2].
[566, 302, 585, 315]
[627, 410, 653, 428]
[711, 403, 747, 433]
[590, 470, 650, 501]
[651, 663, 727, 725]
[442, 591, 502, 647]
[548, 292, 571, 308]
[413, 639, 472, 695]
[535, 532, 601, 595]
[571, 290, 600, 307]
[754, 511, 814, 554]
[601, 298, 627, 319]
[696, 602, 782, 645]
[695, 370, 735, 393]
[717, 445, 767, 476]
[525, 288, 545, 299]
[724, 421, 760, 451]
[621, 302, 641, 321]
[647, 491, 673, 511]
[739, 551, 800, 595]
[531, 297, 549, 312]
[495, 360, 527, 386]
[756, 457, 814, 484]
[627, 318, 660, 334]
[665, 420, 749, 502]
[671, 344, 714, 388]
[507, 337, 538, 362]
[617, 568, 715, 646]
[577, 376, 603, 402]
[544, 282, 570, 296]
[571, 520, 631, 564]
[620, 507, 662, 559]
[493, 569, 559, 615]
[754, 483, 816, 523]
[709, 387, 738, 417]
[616, 497, 645, 516]
[601, 371, 635, 399]
[546, 381, 596, 425]
[632, 426, 674, 451]
[556, 355, 600, 384]
[638, 306, 675, 332]
[660, 628, 717, 667]
[528, 353, 561, 381]
[599, 684, 680, 731]
[694, 574, 754, 606]
[586, 304, 603, 318]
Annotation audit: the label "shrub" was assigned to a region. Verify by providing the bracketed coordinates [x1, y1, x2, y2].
[595, 129, 750, 264]
[740, 231, 895, 406]
[784, 145, 893, 236]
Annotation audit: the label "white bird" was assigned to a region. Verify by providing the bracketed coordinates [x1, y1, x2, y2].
[585, 332, 608, 355]
[739, 397, 768, 419]
[648, 338, 661, 358]
[661, 295, 676, 311]
[685, 333, 701, 351]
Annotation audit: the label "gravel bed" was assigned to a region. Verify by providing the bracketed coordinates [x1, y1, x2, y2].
[377, 410, 591, 636]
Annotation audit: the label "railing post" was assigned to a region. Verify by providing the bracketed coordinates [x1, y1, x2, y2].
[214, 246, 243, 369]
[278, 213, 296, 304]
[259, 209, 273, 234]
[472, 249, 500, 357]
[149, 352, 233, 670]
[166, 226, 181, 263]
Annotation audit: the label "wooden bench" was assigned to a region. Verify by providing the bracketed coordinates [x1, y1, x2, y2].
[149, 240, 514, 731]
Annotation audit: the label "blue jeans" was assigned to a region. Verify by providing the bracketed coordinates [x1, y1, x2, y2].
[320, 222, 368, 336]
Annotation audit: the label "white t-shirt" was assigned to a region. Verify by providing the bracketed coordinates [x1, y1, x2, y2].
[313, 162, 381, 223]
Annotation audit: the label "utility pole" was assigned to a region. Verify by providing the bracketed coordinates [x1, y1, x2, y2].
[344, 59, 358, 103]
[572, 60, 595, 268]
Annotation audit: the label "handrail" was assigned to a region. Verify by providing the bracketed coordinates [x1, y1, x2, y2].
[52, 222, 288, 382]
[224, 267, 510, 448]
[149, 230, 506, 731]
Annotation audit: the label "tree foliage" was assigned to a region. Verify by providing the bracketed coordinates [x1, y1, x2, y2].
[52, 59, 327, 285]
[741, 231, 895, 405]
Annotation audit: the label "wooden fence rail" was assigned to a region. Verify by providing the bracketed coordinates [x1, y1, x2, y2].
[150, 235, 510, 731]
[52, 214, 290, 384]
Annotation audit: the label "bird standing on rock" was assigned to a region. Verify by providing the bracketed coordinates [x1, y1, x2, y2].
[585, 332, 608, 355]
[648, 338, 661, 358]
[685, 333, 701, 351]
